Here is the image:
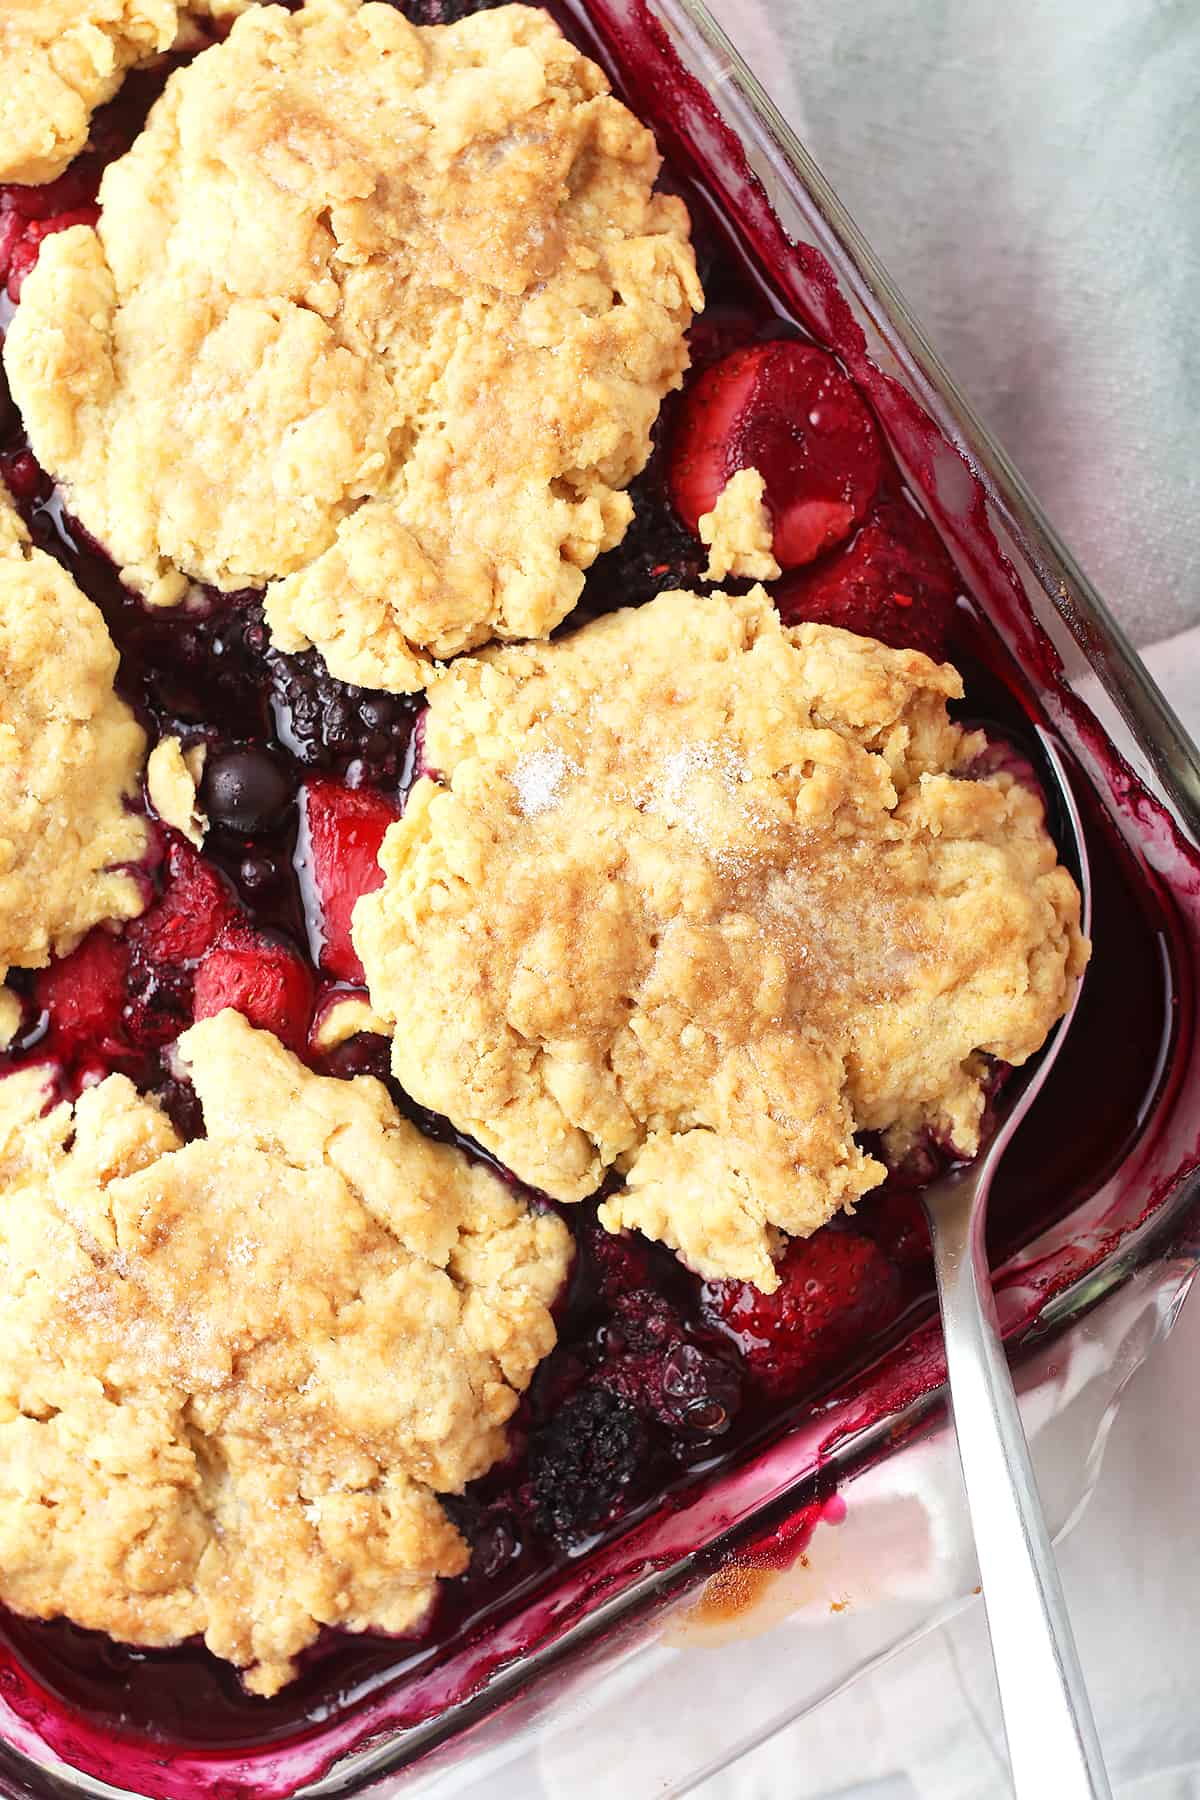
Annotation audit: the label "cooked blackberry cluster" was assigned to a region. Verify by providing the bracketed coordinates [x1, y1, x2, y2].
[264, 644, 419, 786]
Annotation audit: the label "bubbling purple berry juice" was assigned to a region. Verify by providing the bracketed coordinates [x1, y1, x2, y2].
[0, 3, 1192, 1794]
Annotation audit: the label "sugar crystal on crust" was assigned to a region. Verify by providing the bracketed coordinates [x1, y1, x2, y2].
[0, 1010, 571, 1694]
[5, 0, 702, 684]
[0, 482, 146, 980]
[355, 588, 1088, 1291]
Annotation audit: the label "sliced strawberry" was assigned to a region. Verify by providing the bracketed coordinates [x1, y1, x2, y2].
[297, 779, 401, 983]
[193, 924, 314, 1052]
[128, 838, 237, 967]
[5, 205, 100, 302]
[34, 928, 130, 1056]
[669, 341, 882, 568]
[775, 496, 960, 660]
[701, 1228, 901, 1399]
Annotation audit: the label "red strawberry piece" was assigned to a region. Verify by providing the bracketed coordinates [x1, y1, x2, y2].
[34, 928, 130, 1057]
[297, 778, 401, 983]
[128, 838, 237, 966]
[6, 205, 100, 302]
[702, 1228, 902, 1399]
[775, 495, 959, 659]
[193, 924, 314, 1052]
[668, 341, 882, 567]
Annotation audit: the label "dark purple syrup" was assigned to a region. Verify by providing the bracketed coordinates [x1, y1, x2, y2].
[0, 4, 1195, 1797]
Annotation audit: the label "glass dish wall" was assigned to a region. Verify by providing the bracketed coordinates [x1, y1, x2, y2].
[1, 0, 1198, 1795]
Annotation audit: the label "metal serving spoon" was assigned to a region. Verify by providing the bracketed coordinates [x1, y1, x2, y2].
[921, 728, 1111, 1799]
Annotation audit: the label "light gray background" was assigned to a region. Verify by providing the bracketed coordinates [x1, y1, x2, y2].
[695, 3, 1200, 1795]
[706, 0, 1199, 648]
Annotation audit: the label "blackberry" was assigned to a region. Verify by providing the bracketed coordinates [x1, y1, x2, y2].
[401, 0, 510, 22]
[594, 1293, 743, 1437]
[528, 1388, 648, 1545]
[66, 576, 272, 744]
[582, 438, 705, 619]
[605, 1289, 680, 1354]
[265, 642, 419, 787]
[15, 485, 418, 788]
[584, 1222, 654, 1298]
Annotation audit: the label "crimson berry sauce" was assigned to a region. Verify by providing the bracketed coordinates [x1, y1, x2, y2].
[0, 4, 1195, 1796]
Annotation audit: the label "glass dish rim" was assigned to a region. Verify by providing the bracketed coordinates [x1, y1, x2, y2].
[1, 2, 1199, 1795]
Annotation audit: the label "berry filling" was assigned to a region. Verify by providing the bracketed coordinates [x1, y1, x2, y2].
[668, 340, 883, 566]
[775, 494, 960, 659]
[192, 923, 315, 1052]
[32, 929, 132, 1079]
[528, 1388, 649, 1544]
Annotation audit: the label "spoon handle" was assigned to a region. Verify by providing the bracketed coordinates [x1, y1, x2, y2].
[928, 1182, 1113, 1799]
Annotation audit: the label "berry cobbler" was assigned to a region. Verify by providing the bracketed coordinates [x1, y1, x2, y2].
[0, 0, 1089, 1748]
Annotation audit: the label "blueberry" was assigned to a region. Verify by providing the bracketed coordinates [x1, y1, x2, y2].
[202, 747, 293, 835]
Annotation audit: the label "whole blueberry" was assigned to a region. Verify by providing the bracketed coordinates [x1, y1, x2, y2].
[203, 747, 294, 836]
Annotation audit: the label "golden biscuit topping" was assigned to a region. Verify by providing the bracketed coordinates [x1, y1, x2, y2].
[5, 0, 702, 685]
[355, 588, 1088, 1291]
[145, 734, 207, 845]
[0, 1011, 571, 1694]
[0, 1, 175, 185]
[0, 2, 256, 186]
[0, 484, 146, 980]
[699, 468, 781, 582]
[0, 989, 21, 1050]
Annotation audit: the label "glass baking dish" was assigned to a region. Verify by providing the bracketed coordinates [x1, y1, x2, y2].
[1, 1, 1199, 1795]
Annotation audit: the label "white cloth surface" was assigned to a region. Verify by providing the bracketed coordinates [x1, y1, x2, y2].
[705, 0, 1200, 649]
[692, 3, 1200, 1795]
